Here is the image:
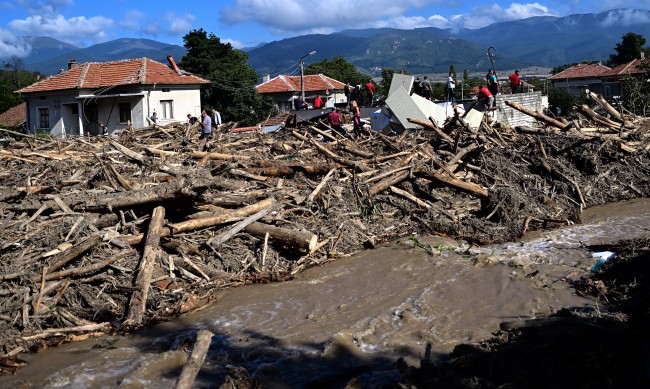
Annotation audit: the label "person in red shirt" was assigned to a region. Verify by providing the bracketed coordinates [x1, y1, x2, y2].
[477, 84, 494, 109]
[313, 94, 323, 109]
[509, 70, 522, 94]
[327, 107, 345, 136]
[364, 80, 375, 107]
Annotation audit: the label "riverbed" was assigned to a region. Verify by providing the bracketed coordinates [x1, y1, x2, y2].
[3, 198, 649, 388]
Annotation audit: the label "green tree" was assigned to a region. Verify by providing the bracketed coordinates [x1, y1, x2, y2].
[305, 56, 367, 86]
[0, 59, 39, 115]
[620, 63, 650, 116]
[378, 67, 396, 102]
[608, 32, 650, 66]
[179, 28, 274, 126]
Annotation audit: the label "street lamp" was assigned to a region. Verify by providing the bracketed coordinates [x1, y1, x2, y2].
[300, 50, 316, 103]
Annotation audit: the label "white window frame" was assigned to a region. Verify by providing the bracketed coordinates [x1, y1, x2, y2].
[160, 100, 174, 120]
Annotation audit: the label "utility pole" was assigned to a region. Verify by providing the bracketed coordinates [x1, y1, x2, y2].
[300, 51, 317, 102]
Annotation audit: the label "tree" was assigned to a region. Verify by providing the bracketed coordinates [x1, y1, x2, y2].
[608, 32, 650, 67]
[620, 63, 650, 116]
[305, 56, 368, 86]
[179, 29, 274, 126]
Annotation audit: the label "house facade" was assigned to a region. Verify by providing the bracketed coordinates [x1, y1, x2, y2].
[17, 57, 209, 137]
[548, 63, 612, 97]
[256, 74, 346, 112]
[549, 57, 650, 101]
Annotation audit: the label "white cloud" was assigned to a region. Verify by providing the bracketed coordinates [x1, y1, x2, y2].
[0, 29, 31, 58]
[598, 8, 650, 26]
[219, 1, 558, 38]
[17, 0, 73, 16]
[131, 11, 196, 38]
[9, 14, 113, 45]
[223, 38, 245, 49]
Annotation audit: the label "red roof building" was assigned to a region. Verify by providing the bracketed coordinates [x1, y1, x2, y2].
[549, 58, 650, 101]
[0, 102, 26, 129]
[17, 57, 209, 136]
[256, 74, 346, 112]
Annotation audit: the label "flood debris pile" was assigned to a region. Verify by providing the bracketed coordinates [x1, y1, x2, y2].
[0, 92, 649, 370]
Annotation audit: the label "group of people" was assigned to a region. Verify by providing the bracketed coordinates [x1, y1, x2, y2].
[344, 80, 375, 107]
[184, 108, 221, 151]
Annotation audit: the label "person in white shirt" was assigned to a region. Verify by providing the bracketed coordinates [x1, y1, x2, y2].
[447, 72, 456, 105]
[212, 108, 222, 129]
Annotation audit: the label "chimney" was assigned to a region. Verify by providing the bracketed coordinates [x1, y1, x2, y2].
[263, 74, 270, 83]
[68, 59, 78, 70]
[641, 52, 645, 60]
[167, 54, 182, 75]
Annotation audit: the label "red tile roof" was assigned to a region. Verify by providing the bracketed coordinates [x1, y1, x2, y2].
[0, 102, 26, 127]
[17, 58, 209, 94]
[548, 63, 611, 80]
[256, 74, 345, 94]
[600, 58, 650, 77]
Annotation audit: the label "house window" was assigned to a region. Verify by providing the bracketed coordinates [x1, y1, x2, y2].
[119, 103, 131, 123]
[603, 85, 611, 98]
[162, 88, 170, 92]
[38, 108, 49, 129]
[160, 100, 173, 119]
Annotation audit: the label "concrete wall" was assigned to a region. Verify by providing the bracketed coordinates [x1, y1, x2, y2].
[495, 91, 545, 128]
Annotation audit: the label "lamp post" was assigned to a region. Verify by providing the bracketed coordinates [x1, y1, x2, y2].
[300, 50, 316, 103]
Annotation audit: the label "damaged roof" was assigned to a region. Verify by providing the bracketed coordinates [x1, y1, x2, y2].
[17, 58, 210, 94]
[256, 74, 345, 94]
[600, 58, 650, 77]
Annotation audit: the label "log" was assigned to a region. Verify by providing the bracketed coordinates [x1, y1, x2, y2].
[124, 206, 166, 326]
[575, 104, 621, 130]
[244, 222, 318, 251]
[389, 186, 431, 209]
[174, 329, 214, 389]
[311, 140, 371, 172]
[21, 323, 110, 341]
[121, 197, 276, 245]
[406, 118, 454, 143]
[207, 199, 275, 247]
[505, 101, 570, 130]
[47, 233, 103, 273]
[191, 151, 250, 161]
[587, 91, 630, 125]
[367, 171, 410, 197]
[414, 168, 488, 198]
[307, 168, 336, 203]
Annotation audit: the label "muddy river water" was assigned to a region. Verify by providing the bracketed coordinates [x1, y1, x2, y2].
[3, 198, 650, 388]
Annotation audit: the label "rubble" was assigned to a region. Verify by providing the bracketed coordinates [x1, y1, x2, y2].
[0, 91, 649, 373]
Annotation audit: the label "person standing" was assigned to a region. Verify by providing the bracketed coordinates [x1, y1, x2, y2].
[364, 80, 375, 107]
[212, 108, 222, 129]
[199, 110, 212, 151]
[349, 100, 362, 136]
[327, 107, 345, 136]
[509, 70, 522, 94]
[421, 76, 432, 100]
[486, 69, 499, 96]
[447, 72, 456, 105]
[344, 82, 352, 103]
[313, 94, 323, 109]
[413, 76, 422, 96]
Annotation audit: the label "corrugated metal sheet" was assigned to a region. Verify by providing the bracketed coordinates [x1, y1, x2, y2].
[385, 85, 429, 131]
[388, 74, 414, 98]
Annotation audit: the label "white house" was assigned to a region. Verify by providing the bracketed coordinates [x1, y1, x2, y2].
[17, 56, 209, 137]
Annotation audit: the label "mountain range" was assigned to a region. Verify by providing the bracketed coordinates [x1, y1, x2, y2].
[16, 8, 650, 78]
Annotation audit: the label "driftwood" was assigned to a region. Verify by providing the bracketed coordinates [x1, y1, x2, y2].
[505, 101, 570, 130]
[124, 206, 166, 326]
[174, 329, 214, 389]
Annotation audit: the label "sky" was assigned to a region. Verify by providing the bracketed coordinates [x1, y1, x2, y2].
[1, 0, 650, 58]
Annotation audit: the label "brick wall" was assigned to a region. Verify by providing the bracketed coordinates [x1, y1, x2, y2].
[494, 91, 544, 127]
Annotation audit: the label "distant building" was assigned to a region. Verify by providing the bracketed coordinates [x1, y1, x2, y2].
[256, 74, 345, 112]
[549, 56, 650, 101]
[17, 57, 209, 136]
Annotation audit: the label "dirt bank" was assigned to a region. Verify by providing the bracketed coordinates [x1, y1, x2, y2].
[398, 237, 650, 389]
